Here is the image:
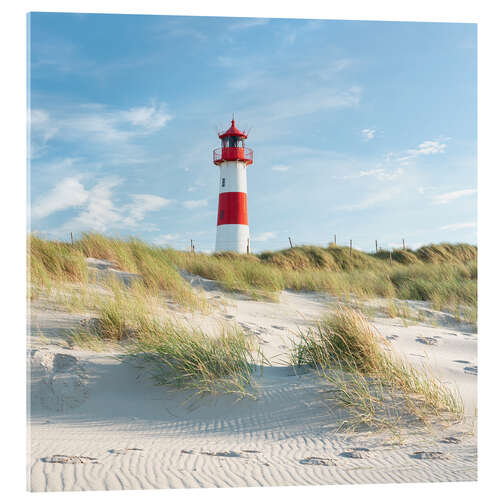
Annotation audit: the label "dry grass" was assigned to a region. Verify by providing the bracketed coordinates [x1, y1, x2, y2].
[28, 233, 477, 321]
[128, 318, 262, 398]
[291, 306, 464, 433]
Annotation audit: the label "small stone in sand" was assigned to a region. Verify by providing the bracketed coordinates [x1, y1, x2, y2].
[440, 437, 461, 444]
[340, 450, 367, 459]
[201, 450, 242, 458]
[299, 456, 337, 466]
[416, 336, 438, 345]
[464, 365, 478, 375]
[108, 448, 143, 455]
[410, 451, 448, 460]
[43, 455, 100, 464]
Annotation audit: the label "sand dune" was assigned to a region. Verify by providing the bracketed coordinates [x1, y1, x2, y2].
[28, 269, 477, 491]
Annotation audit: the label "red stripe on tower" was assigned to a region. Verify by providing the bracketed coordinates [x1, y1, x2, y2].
[217, 192, 248, 226]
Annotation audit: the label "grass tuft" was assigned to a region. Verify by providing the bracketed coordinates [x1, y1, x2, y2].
[128, 317, 262, 398]
[291, 306, 464, 432]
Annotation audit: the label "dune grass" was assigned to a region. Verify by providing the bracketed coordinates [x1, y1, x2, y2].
[128, 318, 261, 398]
[291, 306, 464, 432]
[29, 233, 477, 321]
[68, 279, 263, 397]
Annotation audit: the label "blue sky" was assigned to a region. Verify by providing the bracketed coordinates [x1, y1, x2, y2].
[28, 13, 477, 253]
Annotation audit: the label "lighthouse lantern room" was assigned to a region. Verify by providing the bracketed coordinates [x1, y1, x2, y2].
[213, 118, 253, 253]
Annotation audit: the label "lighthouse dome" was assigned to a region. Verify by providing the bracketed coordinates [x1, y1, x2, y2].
[218, 119, 248, 139]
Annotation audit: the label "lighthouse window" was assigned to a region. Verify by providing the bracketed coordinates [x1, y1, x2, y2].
[222, 178, 225, 187]
[220, 210, 224, 220]
[228, 136, 239, 148]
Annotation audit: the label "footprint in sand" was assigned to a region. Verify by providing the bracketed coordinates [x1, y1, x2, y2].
[272, 325, 286, 330]
[453, 360, 471, 364]
[42, 455, 100, 464]
[299, 456, 337, 466]
[464, 365, 478, 375]
[410, 451, 448, 460]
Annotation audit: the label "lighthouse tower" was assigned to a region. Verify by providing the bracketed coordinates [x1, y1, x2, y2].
[213, 118, 253, 253]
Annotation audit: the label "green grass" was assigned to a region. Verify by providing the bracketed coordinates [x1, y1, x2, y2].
[128, 317, 262, 398]
[291, 306, 464, 432]
[29, 233, 477, 320]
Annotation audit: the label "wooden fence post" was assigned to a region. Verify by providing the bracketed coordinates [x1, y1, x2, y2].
[375, 239, 378, 252]
[334, 234, 336, 246]
[70, 232, 74, 245]
[288, 237, 293, 248]
[402, 238, 406, 251]
[389, 250, 393, 266]
[349, 239, 352, 256]
[247, 238, 250, 255]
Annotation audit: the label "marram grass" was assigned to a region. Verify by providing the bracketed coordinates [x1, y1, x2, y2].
[291, 306, 464, 432]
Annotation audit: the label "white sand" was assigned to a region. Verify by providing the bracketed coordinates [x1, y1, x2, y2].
[28, 268, 477, 491]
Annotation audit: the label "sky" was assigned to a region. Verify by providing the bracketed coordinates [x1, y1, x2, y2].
[28, 13, 477, 253]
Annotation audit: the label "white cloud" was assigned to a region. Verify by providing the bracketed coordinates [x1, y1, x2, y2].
[33, 176, 173, 233]
[336, 187, 400, 211]
[361, 128, 375, 141]
[342, 168, 403, 182]
[440, 221, 476, 231]
[29, 102, 173, 159]
[32, 177, 89, 219]
[228, 18, 269, 31]
[122, 194, 173, 226]
[271, 165, 290, 172]
[183, 199, 208, 209]
[396, 139, 448, 165]
[154, 233, 181, 245]
[253, 232, 276, 242]
[120, 103, 173, 131]
[432, 189, 476, 205]
[68, 177, 124, 233]
[408, 140, 447, 156]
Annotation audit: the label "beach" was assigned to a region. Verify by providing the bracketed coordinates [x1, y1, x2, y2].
[28, 265, 477, 492]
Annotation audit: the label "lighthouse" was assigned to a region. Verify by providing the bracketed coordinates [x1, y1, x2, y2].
[213, 118, 253, 253]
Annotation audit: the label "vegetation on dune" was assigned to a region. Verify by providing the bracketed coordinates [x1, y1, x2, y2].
[28, 233, 474, 409]
[291, 307, 464, 432]
[128, 318, 261, 397]
[29, 235, 88, 287]
[28, 233, 477, 317]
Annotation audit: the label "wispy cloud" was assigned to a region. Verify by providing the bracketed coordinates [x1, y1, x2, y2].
[31, 177, 88, 219]
[342, 168, 403, 182]
[32, 176, 173, 233]
[361, 128, 376, 141]
[122, 194, 173, 226]
[432, 188, 476, 205]
[228, 18, 269, 31]
[183, 199, 208, 209]
[154, 233, 182, 245]
[29, 102, 173, 160]
[440, 221, 476, 231]
[253, 231, 276, 242]
[271, 165, 290, 172]
[396, 139, 448, 165]
[336, 187, 400, 212]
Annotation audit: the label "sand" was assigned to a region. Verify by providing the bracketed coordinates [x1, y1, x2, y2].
[27, 264, 477, 492]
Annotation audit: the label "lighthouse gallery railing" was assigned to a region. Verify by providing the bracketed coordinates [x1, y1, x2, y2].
[213, 147, 253, 165]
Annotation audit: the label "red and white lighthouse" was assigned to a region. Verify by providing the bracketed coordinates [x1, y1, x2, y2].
[213, 118, 253, 253]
